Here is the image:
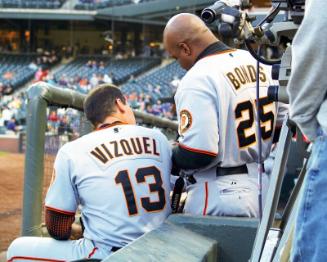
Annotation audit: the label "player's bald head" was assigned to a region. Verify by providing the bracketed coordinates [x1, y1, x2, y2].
[163, 13, 218, 70]
[164, 13, 216, 50]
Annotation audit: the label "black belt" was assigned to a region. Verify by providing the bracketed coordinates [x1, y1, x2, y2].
[111, 246, 121, 252]
[216, 165, 248, 176]
[187, 164, 249, 184]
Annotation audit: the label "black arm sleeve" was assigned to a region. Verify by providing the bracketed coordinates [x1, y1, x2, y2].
[172, 145, 216, 170]
[45, 207, 75, 240]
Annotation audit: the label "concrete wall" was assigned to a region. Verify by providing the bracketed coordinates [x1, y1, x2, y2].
[104, 215, 259, 262]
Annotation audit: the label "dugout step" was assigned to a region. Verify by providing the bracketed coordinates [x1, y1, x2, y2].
[103, 219, 218, 262]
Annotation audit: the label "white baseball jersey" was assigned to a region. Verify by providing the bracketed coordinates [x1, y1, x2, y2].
[175, 47, 286, 216]
[7, 124, 172, 261]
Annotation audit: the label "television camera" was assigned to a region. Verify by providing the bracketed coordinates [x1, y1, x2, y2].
[201, 0, 305, 103]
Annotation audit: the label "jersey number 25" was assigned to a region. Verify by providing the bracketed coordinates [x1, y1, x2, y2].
[115, 166, 166, 216]
[235, 97, 275, 148]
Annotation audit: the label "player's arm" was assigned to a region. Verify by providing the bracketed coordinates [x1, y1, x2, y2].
[45, 207, 75, 240]
[172, 143, 216, 170]
[44, 148, 79, 240]
[173, 78, 218, 170]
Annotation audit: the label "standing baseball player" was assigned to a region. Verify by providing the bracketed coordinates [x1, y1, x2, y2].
[163, 13, 286, 217]
[7, 84, 172, 261]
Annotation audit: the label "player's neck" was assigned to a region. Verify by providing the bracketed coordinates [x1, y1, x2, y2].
[97, 116, 125, 130]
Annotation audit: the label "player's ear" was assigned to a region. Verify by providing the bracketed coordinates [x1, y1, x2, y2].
[115, 98, 126, 113]
[178, 42, 191, 56]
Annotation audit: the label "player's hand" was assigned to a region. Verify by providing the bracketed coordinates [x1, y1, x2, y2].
[70, 223, 83, 240]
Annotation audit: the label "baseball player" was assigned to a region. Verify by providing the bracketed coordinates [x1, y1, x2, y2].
[7, 84, 172, 261]
[163, 13, 287, 217]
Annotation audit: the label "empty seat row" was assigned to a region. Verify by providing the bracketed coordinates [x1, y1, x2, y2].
[54, 55, 161, 89]
[0, 0, 66, 9]
[121, 61, 186, 100]
[0, 54, 38, 91]
[75, 0, 154, 10]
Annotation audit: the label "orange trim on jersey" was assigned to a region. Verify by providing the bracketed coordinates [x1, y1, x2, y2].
[200, 49, 236, 61]
[88, 247, 98, 258]
[178, 143, 217, 157]
[203, 182, 209, 215]
[45, 206, 75, 216]
[8, 256, 65, 262]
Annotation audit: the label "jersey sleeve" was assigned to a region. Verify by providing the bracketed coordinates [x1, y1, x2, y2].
[45, 148, 78, 215]
[174, 75, 219, 163]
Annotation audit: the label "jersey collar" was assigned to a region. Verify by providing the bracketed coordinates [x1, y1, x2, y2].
[96, 121, 126, 131]
[195, 41, 233, 63]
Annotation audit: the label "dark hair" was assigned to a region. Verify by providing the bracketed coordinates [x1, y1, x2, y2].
[84, 84, 126, 126]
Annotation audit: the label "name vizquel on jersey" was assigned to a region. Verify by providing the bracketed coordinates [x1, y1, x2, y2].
[90, 137, 160, 164]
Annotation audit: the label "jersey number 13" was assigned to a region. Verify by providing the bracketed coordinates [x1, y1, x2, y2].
[115, 166, 166, 216]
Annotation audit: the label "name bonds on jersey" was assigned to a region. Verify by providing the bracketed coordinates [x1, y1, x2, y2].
[225, 64, 268, 90]
[90, 136, 160, 164]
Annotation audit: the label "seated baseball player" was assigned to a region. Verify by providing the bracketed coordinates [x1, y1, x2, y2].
[164, 13, 287, 217]
[7, 84, 173, 261]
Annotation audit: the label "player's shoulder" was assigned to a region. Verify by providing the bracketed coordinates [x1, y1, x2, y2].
[57, 135, 85, 156]
[135, 125, 169, 141]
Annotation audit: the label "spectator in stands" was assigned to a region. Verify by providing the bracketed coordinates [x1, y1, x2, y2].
[45, 75, 56, 86]
[48, 110, 59, 132]
[35, 67, 49, 82]
[28, 60, 38, 71]
[3, 71, 14, 80]
[92, 60, 98, 69]
[90, 73, 99, 88]
[0, 109, 4, 127]
[152, 100, 163, 116]
[145, 103, 155, 115]
[115, 52, 123, 60]
[86, 60, 93, 68]
[6, 117, 17, 133]
[103, 72, 113, 84]
[154, 85, 162, 96]
[1, 105, 12, 127]
[0, 82, 4, 97]
[58, 116, 73, 136]
[3, 84, 13, 95]
[99, 61, 105, 70]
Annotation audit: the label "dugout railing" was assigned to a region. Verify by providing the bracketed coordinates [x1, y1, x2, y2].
[22, 81, 178, 237]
